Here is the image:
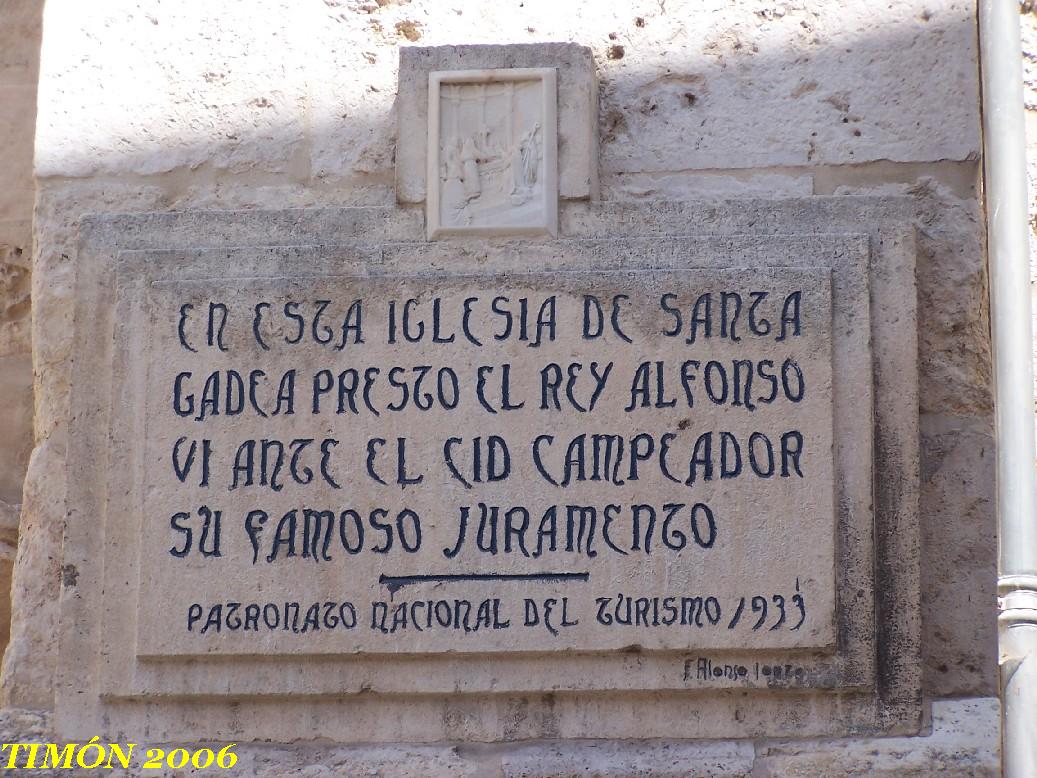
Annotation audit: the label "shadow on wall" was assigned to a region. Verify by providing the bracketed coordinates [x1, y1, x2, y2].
[32, 3, 981, 201]
[15, 0, 993, 708]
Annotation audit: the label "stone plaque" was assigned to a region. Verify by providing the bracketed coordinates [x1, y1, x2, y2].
[62, 207, 921, 742]
[426, 68, 558, 238]
[137, 268, 834, 655]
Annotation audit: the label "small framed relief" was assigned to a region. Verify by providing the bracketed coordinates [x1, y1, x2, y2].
[427, 68, 558, 239]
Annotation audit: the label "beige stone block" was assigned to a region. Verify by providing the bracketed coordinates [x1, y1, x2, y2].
[912, 185, 991, 417]
[920, 412, 997, 697]
[0, 219, 32, 252]
[34, 0, 310, 178]
[562, 197, 925, 713]
[0, 85, 37, 225]
[597, 1, 980, 173]
[230, 745, 493, 777]
[0, 707, 49, 744]
[0, 500, 18, 658]
[0, 0, 42, 85]
[500, 740, 755, 777]
[1, 437, 61, 709]
[754, 698, 1000, 777]
[0, 354, 32, 504]
[603, 171, 814, 199]
[0, 699, 1001, 776]
[0, 241, 31, 357]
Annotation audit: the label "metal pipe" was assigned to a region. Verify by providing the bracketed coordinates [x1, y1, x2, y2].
[978, 2, 1037, 775]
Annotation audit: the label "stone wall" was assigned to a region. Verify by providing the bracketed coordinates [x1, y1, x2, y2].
[0, 0, 42, 656]
[3, 0, 1001, 773]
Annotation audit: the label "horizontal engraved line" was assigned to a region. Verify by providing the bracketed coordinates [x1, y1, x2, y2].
[378, 571, 589, 593]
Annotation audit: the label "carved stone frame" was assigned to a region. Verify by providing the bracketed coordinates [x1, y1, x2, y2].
[426, 68, 558, 239]
[59, 199, 921, 742]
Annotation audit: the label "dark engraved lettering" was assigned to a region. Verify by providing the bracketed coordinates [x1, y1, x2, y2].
[540, 363, 562, 410]
[583, 295, 604, 339]
[312, 300, 333, 344]
[781, 358, 805, 402]
[338, 300, 363, 348]
[366, 437, 387, 485]
[173, 372, 193, 417]
[169, 511, 191, 557]
[207, 302, 229, 352]
[252, 302, 271, 350]
[747, 291, 770, 335]
[777, 291, 801, 341]
[532, 435, 559, 486]
[432, 298, 455, 343]
[687, 293, 711, 344]
[403, 298, 423, 342]
[780, 431, 804, 477]
[660, 293, 681, 336]
[610, 294, 633, 343]
[178, 303, 197, 352]
[339, 509, 364, 554]
[245, 510, 267, 565]
[461, 296, 482, 346]
[283, 301, 304, 344]
[396, 437, 423, 487]
[751, 595, 768, 630]
[720, 291, 742, 341]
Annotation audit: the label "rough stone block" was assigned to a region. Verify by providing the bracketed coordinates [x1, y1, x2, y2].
[0, 355, 32, 504]
[501, 739, 755, 777]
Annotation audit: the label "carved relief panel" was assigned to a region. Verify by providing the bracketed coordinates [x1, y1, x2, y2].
[427, 68, 558, 238]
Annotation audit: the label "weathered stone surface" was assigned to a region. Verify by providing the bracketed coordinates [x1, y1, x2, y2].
[34, 1, 311, 179]
[920, 413, 997, 697]
[0, 699, 999, 776]
[2, 438, 61, 709]
[0, 85, 36, 225]
[0, 500, 18, 656]
[232, 745, 492, 778]
[0, 0, 41, 708]
[501, 739, 755, 777]
[0, 355, 32, 504]
[0, 243, 31, 357]
[754, 698, 999, 777]
[603, 170, 814, 200]
[911, 183, 991, 418]
[35, 1, 978, 185]
[0, 0, 43, 82]
[3, 181, 180, 709]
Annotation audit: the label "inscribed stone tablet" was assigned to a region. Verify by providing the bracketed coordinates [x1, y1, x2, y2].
[133, 268, 835, 656]
[65, 215, 922, 742]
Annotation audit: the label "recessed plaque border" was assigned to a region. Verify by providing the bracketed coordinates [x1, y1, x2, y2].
[426, 68, 559, 240]
[59, 202, 920, 742]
